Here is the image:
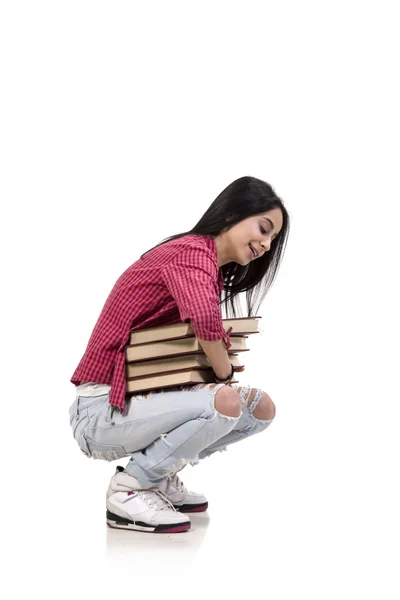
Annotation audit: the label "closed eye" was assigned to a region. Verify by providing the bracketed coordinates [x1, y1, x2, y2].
[260, 225, 278, 241]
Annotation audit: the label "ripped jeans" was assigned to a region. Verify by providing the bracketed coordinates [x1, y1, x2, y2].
[68, 383, 273, 488]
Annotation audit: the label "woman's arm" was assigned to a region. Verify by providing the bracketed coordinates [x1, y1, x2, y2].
[197, 337, 232, 380]
[161, 245, 233, 377]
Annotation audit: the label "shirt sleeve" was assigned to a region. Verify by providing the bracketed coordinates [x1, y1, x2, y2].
[161, 244, 232, 348]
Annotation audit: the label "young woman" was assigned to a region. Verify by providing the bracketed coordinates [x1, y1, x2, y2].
[69, 175, 290, 534]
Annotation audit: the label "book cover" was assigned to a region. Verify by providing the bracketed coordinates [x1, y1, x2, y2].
[126, 369, 239, 394]
[125, 335, 249, 363]
[126, 353, 243, 379]
[129, 316, 261, 345]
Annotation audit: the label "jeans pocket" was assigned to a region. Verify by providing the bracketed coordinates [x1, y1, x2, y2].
[82, 434, 128, 461]
[85, 396, 112, 426]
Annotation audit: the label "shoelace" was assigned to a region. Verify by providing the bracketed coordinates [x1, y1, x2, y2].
[138, 489, 177, 512]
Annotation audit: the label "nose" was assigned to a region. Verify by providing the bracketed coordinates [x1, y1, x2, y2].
[260, 240, 270, 253]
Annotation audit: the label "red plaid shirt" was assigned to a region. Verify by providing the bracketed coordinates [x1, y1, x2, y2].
[71, 234, 232, 411]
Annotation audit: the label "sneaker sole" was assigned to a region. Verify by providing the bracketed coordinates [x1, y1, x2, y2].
[175, 501, 208, 513]
[106, 509, 191, 533]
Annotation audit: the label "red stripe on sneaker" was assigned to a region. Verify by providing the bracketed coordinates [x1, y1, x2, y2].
[159, 524, 191, 533]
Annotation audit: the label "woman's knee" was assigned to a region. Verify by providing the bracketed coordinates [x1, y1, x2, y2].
[214, 385, 242, 418]
[252, 391, 276, 421]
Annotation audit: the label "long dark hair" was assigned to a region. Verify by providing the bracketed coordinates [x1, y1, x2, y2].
[140, 176, 290, 319]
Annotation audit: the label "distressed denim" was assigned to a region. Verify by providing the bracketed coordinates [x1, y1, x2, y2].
[68, 383, 273, 488]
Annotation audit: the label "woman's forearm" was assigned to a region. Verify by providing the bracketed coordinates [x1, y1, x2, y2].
[197, 338, 232, 380]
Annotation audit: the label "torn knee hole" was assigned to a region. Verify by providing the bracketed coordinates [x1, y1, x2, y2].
[214, 409, 241, 420]
[214, 393, 242, 419]
[253, 395, 276, 421]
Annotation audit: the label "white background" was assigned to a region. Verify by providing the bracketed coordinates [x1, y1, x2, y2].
[1, 1, 399, 598]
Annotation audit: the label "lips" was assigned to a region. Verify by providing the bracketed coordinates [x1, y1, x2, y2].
[249, 243, 257, 258]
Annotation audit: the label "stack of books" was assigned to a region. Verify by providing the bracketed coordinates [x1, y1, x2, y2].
[124, 316, 261, 394]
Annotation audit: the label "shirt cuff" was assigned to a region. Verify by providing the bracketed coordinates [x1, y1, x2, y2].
[223, 326, 233, 350]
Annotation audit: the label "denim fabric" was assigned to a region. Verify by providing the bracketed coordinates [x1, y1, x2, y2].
[68, 383, 272, 487]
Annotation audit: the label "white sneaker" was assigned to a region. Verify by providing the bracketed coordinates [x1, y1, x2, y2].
[106, 467, 191, 533]
[159, 473, 208, 513]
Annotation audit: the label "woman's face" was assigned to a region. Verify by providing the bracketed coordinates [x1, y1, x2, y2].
[214, 207, 283, 267]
